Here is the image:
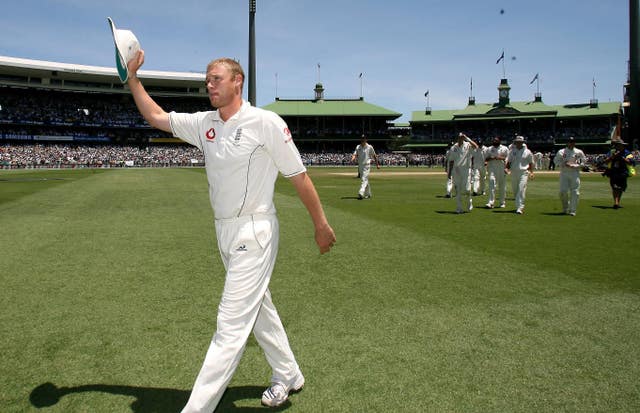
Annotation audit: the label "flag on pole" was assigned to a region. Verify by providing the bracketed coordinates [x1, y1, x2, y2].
[530, 73, 539, 84]
[496, 51, 505, 64]
[424, 90, 429, 97]
[592, 78, 596, 88]
[359, 73, 363, 78]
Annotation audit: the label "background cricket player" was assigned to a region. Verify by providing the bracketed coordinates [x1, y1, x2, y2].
[484, 136, 509, 208]
[471, 138, 487, 196]
[444, 142, 454, 198]
[505, 136, 535, 215]
[351, 134, 379, 199]
[554, 137, 586, 215]
[447, 133, 478, 213]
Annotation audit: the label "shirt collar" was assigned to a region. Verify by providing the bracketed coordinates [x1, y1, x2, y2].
[213, 100, 251, 123]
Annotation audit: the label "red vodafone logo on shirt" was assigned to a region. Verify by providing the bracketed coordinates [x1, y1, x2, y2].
[205, 128, 216, 141]
[283, 127, 293, 143]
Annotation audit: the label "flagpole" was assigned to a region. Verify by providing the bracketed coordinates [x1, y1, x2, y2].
[248, 0, 256, 106]
[275, 72, 278, 99]
[496, 50, 506, 78]
[359, 73, 363, 98]
[502, 50, 506, 78]
[530, 73, 540, 94]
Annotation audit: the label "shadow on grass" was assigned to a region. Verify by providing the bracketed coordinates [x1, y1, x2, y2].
[30, 382, 290, 412]
[490, 209, 517, 214]
[591, 205, 618, 209]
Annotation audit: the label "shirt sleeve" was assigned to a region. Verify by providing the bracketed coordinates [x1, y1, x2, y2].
[169, 111, 206, 151]
[261, 111, 306, 177]
[553, 150, 562, 166]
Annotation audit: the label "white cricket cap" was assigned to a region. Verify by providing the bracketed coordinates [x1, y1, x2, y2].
[107, 17, 140, 83]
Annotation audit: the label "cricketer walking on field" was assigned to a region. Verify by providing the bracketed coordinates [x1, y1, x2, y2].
[351, 134, 379, 199]
[554, 137, 586, 216]
[125, 50, 335, 412]
[484, 136, 509, 209]
[447, 133, 478, 213]
[471, 139, 487, 196]
[505, 136, 535, 215]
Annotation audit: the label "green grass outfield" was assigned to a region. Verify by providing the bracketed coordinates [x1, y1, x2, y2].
[1, 167, 639, 413]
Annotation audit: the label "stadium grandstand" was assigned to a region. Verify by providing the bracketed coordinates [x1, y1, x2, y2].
[0, 56, 633, 169]
[409, 78, 624, 153]
[262, 82, 402, 152]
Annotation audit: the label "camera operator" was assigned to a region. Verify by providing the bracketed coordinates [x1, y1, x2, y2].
[603, 138, 635, 209]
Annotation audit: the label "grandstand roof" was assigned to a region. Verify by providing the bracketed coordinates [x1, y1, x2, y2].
[0, 55, 206, 96]
[410, 100, 621, 123]
[263, 98, 401, 118]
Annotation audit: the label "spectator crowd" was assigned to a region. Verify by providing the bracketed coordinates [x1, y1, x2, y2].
[4, 143, 637, 170]
[1, 144, 451, 169]
[1, 143, 204, 168]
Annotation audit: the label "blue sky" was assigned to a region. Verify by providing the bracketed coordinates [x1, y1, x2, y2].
[0, 0, 629, 122]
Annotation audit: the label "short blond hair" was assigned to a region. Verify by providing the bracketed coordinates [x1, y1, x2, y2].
[206, 58, 245, 88]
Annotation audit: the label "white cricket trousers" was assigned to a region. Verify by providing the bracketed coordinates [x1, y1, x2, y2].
[471, 167, 486, 195]
[453, 166, 472, 212]
[445, 176, 453, 196]
[181, 214, 301, 413]
[559, 170, 580, 214]
[358, 164, 372, 197]
[511, 170, 530, 211]
[486, 164, 506, 206]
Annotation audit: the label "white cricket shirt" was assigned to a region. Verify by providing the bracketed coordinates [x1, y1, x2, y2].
[449, 141, 473, 169]
[507, 145, 534, 171]
[485, 144, 509, 168]
[353, 143, 376, 168]
[554, 147, 586, 173]
[169, 101, 306, 220]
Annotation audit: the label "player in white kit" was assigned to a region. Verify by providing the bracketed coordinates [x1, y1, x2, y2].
[444, 143, 454, 198]
[484, 136, 509, 209]
[126, 52, 336, 412]
[447, 133, 478, 213]
[351, 135, 379, 199]
[553, 137, 586, 216]
[471, 138, 487, 196]
[505, 136, 535, 214]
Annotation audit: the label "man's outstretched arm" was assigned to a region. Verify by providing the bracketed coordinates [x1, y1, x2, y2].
[126, 50, 171, 133]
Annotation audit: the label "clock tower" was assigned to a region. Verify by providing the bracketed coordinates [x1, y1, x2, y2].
[497, 78, 511, 106]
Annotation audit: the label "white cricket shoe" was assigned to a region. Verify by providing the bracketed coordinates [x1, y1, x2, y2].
[261, 373, 305, 407]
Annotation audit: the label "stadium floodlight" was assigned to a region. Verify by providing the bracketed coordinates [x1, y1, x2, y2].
[248, 0, 256, 106]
